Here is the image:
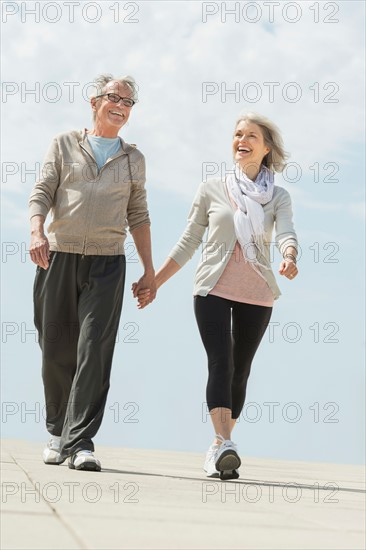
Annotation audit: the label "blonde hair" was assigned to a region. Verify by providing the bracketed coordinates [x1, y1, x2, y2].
[235, 112, 289, 172]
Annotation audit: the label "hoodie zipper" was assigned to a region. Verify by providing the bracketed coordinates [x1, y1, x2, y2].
[79, 135, 133, 256]
[79, 142, 98, 257]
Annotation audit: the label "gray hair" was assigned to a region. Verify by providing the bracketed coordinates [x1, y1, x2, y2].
[90, 73, 139, 121]
[234, 112, 289, 172]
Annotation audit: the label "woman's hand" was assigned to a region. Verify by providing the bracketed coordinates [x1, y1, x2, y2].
[279, 258, 298, 280]
[131, 272, 156, 310]
[132, 258, 182, 309]
[131, 284, 152, 309]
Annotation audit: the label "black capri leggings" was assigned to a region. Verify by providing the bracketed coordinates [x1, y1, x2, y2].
[194, 294, 272, 419]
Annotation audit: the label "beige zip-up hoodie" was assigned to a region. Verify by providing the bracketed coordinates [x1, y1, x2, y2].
[29, 129, 150, 256]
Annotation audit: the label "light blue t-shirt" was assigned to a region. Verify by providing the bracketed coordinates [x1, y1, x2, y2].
[87, 134, 121, 170]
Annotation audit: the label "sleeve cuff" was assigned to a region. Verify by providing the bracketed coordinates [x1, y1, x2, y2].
[29, 202, 49, 220]
[278, 238, 298, 256]
[129, 219, 151, 233]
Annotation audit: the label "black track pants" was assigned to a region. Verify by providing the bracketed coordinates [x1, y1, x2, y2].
[194, 294, 272, 419]
[33, 252, 125, 458]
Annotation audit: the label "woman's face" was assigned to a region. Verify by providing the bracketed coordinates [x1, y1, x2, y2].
[91, 80, 133, 131]
[233, 120, 270, 172]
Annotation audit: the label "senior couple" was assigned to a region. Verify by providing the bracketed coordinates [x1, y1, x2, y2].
[29, 74, 298, 479]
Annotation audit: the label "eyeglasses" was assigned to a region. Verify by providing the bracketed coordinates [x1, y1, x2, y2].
[95, 93, 136, 107]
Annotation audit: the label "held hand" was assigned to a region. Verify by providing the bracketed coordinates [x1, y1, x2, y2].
[30, 232, 50, 269]
[131, 259, 178, 309]
[132, 286, 151, 309]
[131, 272, 157, 309]
[279, 259, 298, 280]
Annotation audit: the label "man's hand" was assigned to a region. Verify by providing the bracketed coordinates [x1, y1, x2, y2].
[30, 215, 49, 269]
[30, 231, 50, 269]
[131, 271, 157, 309]
[130, 224, 156, 309]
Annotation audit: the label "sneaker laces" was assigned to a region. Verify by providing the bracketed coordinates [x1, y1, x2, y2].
[206, 444, 219, 461]
[76, 450, 93, 457]
[216, 434, 238, 450]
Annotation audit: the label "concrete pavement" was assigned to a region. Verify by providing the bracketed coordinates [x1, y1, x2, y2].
[1, 439, 365, 549]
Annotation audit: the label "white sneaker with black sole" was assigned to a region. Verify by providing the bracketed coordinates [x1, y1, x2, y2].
[214, 435, 241, 480]
[43, 435, 64, 465]
[203, 443, 220, 478]
[68, 450, 101, 471]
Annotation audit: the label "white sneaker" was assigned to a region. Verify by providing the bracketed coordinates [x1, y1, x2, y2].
[68, 450, 101, 471]
[214, 435, 241, 480]
[203, 444, 220, 478]
[43, 435, 63, 465]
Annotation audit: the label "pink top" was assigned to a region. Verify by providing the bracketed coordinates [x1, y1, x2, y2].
[209, 187, 274, 307]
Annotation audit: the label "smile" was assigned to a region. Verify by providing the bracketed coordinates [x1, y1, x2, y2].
[110, 111, 124, 117]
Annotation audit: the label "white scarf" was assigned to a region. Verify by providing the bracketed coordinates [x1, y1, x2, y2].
[227, 163, 274, 275]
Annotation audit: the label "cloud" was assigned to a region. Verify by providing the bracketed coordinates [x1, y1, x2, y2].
[348, 202, 366, 221]
[1, 196, 28, 229]
[289, 186, 365, 220]
[1, 2, 364, 466]
[1, 0, 365, 211]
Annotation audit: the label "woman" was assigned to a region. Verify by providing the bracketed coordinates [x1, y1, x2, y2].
[135, 113, 298, 480]
[29, 74, 156, 471]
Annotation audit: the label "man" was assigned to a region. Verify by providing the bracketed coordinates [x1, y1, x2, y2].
[29, 73, 156, 471]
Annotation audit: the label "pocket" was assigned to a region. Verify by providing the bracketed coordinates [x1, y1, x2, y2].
[48, 251, 56, 265]
[33, 265, 43, 304]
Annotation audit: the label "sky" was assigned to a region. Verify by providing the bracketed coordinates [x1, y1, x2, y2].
[1, 0, 365, 467]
